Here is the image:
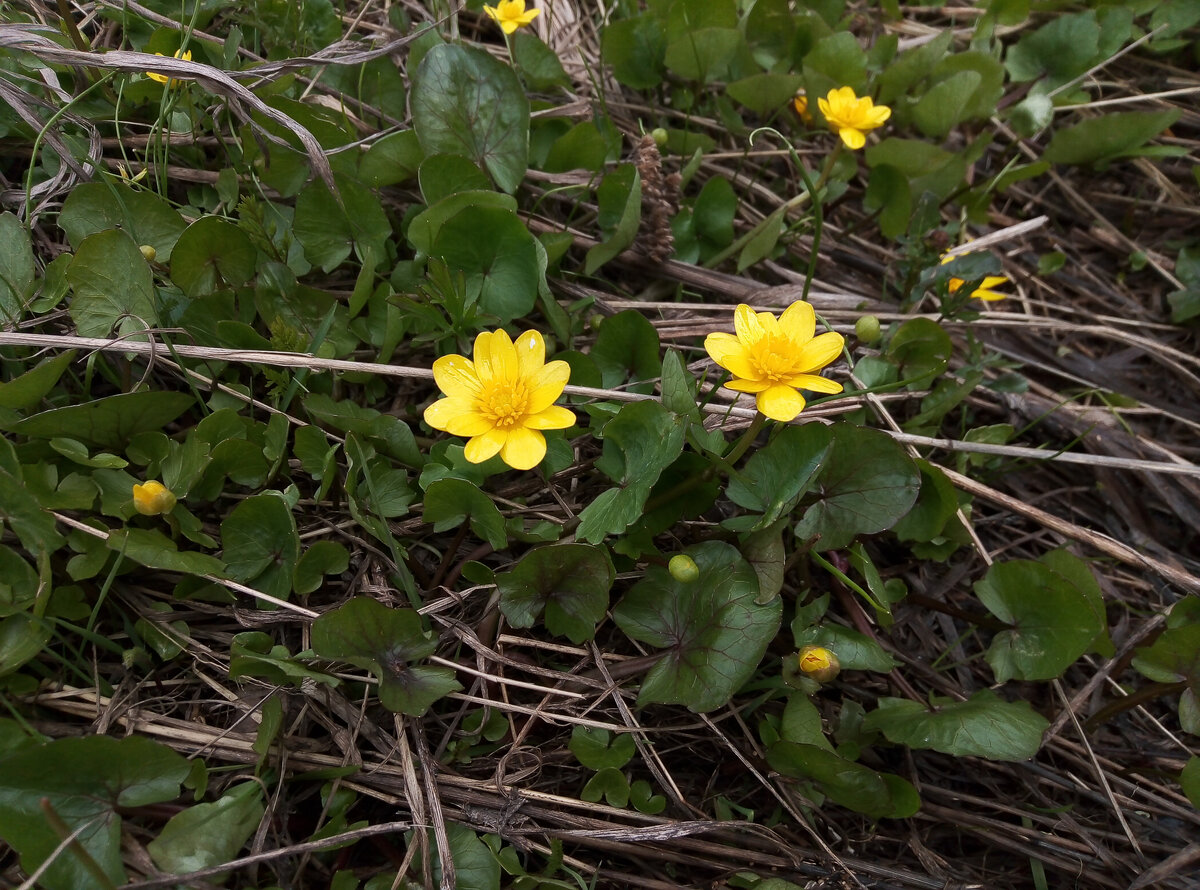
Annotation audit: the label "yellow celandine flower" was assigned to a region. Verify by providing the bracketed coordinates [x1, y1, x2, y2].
[146, 49, 192, 87]
[424, 329, 573, 471]
[817, 86, 891, 150]
[483, 0, 540, 34]
[132, 480, 177, 516]
[797, 645, 840, 683]
[939, 253, 1010, 302]
[704, 301, 845, 423]
[792, 91, 813, 125]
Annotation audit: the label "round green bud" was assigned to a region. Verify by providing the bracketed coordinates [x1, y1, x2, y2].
[668, 554, 699, 583]
[139, 244, 157, 262]
[855, 315, 881, 344]
[651, 128, 668, 148]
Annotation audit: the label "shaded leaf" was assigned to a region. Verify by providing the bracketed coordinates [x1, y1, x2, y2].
[170, 216, 258, 297]
[0, 212, 34, 323]
[496, 543, 614, 643]
[766, 741, 920, 818]
[67, 228, 157, 338]
[424, 478, 507, 551]
[221, 493, 300, 601]
[726, 424, 832, 532]
[8, 391, 194, 449]
[864, 690, 1048, 761]
[147, 782, 264, 876]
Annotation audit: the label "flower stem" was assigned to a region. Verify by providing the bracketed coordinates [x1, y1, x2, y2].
[722, 411, 768, 466]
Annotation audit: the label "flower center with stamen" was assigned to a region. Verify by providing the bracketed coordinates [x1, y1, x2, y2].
[481, 380, 529, 428]
[748, 334, 800, 383]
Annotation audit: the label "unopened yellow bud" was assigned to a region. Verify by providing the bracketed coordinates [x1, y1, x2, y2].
[139, 245, 157, 262]
[132, 480, 177, 516]
[797, 645, 840, 683]
[668, 554, 699, 583]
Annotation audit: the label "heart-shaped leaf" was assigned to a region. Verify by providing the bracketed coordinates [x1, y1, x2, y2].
[612, 541, 780, 712]
[496, 543, 614, 643]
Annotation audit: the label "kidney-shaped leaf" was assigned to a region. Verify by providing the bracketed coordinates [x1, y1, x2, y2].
[766, 741, 919, 819]
[496, 543, 615, 644]
[612, 541, 780, 712]
[1132, 623, 1200, 689]
[221, 493, 300, 602]
[726, 423, 832, 532]
[0, 735, 189, 890]
[67, 228, 157, 338]
[312, 597, 461, 716]
[411, 44, 529, 194]
[975, 557, 1106, 682]
[794, 424, 920, 550]
[864, 690, 1048, 761]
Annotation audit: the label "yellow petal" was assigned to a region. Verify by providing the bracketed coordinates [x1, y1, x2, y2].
[518, 8, 540, 25]
[471, 331, 497, 381]
[514, 330, 545, 379]
[432, 354, 481, 398]
[778, 300, 815, 344]
[424, 398, 494, 436]
[790, 373, 843, 395]
[705, 333, 758, 380]
[757, 385, 806, 422]
[500, 426, 547, 470]
[525, 404, 575, 430]
[867, 104, 892, 125]
[725, 377, 770, 394]
[839, 127, 866, 150]
[487, 328, 518, 379]
[526, 360, 570, 412]
[733, 304, 766, 344]
[464, 428, 507, 464]
[796, 331, 845, 372]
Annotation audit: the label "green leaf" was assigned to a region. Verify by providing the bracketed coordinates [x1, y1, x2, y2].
[8, 390, 193, 449]
[576, 400, 686, 543]
[569, 726, 635, 770]
[0, 212, 34, 323]
[581, 767, 630, 808]
[1043, 110, 1181, 166]
[0, 351, 75, 412]
[794, 424, 921, 550]
[664, 28, 744, 82]
[108, 528, 226, 576]
[406, 190, 518, 255]
[864, 690, 1048, 761]
[58, 182, 187, 260]
[0, 735, 189, 890]
[511, 30, 570, 90]
[612, 541, 780, 712]
[311, 597, 461, 716]
[67, 228, 157, 338]
[170, 216, 258, 297]
[726, 424, 833, 532]
[1132, 624, 1200, 688]
[0, 545, 39, 617]
[147, 781, 264, 876]
[590, 310, 662, 388]
[793, 624, 897, 673]
[864, 164, 912, 239]
[601, 14, 666, 90]
[975, 557, 1104, 682]
[0, 460, 65, 556]
[423, 478, 508, 551]
[496, 543, 614, 644]
[221, 493, 300, 601]
[411, 43, 530, 194]
[228, 631, 340, 687]
[1005, 10, 1100, 84]
[418, 154, 491, 205]
[780, 694, 834, 750]
[418, 822, 501, 890]
[912, 70, 982, 139]
[0, 614, 52, 678]
[726, 73, 804, 114]
[293, 540, 350, 596]
[1182, 756, 1200, 809]
[887, 317, 952, 385]
[585, 164, 642, 274]
[766, 741, 920, 818]
[293, 175, 392, 272]
[358, 129, 423, 188]
[892, 460, 958, 543]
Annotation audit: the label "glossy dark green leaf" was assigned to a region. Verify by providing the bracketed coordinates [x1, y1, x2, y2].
[0, 545, 38, 617]
[430, 205, 542, 322]
[590, 310, 662, 388]
[581, 767, 630, 808]
[887, 317, 953, 385]
[727, 72, 804, 114]
[892, 460, 958, 543]
[358, 129, 423, 187]
[664, 28, 744, 82]
[612, 541, 779, 712]
[0, 459, 65, 555]
[1043, 110, 1181, 166]
[58, 182, 187, 260]
[0, 351, 75, 412]
[0, 735, 189, 890]
[109, 528, 225, 576]
[726, 424, 833, 532]
[576, 400, 686, 543]
[1132, 623, 1200, 688]
[767, 741, 919, 818]
[423, 478, 507, 551]
[793, 624, 896, 673]
[9, 390, 194, 449]
[221, 493, 300, 601]
[0, 614, 51, 677]
[975, 556, 1104, 682]
[794, 424, 920, 550]
[1004, 10, 1100, 84]
[496, 543, 614, 643]
[601, 14, 666, 89]
[147, 781, 263, 876]
[411, 44, 529, 193]
[293, 176, 391, 272]
[67, 228, 157, 338]
[418, 154, 491, 205]
[170, 216, 258, 297]
[864, 690, 1048, 761]
[311, 597, 461, 716]
[511, 30, 570, 90]
[585, 164, 642, 274]
[912, 70, 982, 139]
[293, 540, 350, 596]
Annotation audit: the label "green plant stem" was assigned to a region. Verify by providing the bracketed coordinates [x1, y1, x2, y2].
[1083, 680, 1187, 733]
[722, 411, 767, 466]
[810, 551, 887, 616]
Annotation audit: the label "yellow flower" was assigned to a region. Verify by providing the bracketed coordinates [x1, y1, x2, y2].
[817, 86, 891, 150]
[424, 329, 573, 470]
[704, 301, 845, 422]
[792, 91, 813, 125]
[133, 480, 177, 516]
[940, 253, 1009, 302]
[798, 645, 840, 683]
[483, 0, 540, 34]
[146, 49, 192, 87]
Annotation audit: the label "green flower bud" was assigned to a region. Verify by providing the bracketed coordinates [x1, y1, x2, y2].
[651, 127, 668, 148]
[668, 554, 699, 583]
[139, 244, 157, 262]
[855, 315, 881, 344]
